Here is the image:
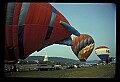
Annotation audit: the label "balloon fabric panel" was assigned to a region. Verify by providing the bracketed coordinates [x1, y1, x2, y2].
[5, 2, 81, 64]
[23, 25, 49, 58]
[95, 46, 110, 62]
[71, 34, 95, 62]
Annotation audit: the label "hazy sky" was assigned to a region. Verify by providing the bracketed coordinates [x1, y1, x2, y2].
[30, 3, 116, 61]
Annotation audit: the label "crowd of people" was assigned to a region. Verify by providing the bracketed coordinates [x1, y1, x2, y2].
[10, 64, 17, 72]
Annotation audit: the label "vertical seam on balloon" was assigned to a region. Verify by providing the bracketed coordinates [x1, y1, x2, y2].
[44, 7, 57, 46]
[6, 2, 16, 60]
[18, 2, 30, 59]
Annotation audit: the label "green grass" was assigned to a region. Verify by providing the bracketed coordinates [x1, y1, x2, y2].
[5, 64, 115, 78]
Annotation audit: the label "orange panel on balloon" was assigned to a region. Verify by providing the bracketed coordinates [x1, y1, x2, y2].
[6, 25, 13, 48]
[25, 3, 52, 25]
[13, 3, 22, 25]
[47, 10, 71, 45]
[47, 27, 71, 45]
[23, 25, 48, 58]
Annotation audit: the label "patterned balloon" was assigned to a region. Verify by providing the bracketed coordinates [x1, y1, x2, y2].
[71, 34, 95, 62]
[5, 2, 80, 64]
[95, 46, 110, 62]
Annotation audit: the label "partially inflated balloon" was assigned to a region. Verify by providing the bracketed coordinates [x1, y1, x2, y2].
[5, 2, 80, 64]
[71, 34, 95, 62]
[95, 46, 110, 62]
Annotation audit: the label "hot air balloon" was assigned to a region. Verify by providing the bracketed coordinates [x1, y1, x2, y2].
[95, 46, 110, 63]
[5, 2, 80, 64]
[71, 34, 95, 62]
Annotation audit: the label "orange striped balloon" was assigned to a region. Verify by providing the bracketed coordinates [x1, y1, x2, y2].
[71, 34, 95, 62]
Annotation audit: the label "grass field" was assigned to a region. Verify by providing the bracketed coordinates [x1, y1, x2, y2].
[5, 64, 116, 78]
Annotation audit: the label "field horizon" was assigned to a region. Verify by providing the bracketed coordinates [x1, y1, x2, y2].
[5, 64, 116, 78]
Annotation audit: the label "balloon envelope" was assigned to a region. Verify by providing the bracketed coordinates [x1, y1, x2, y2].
[5, 2, 80, 64]
[71, 34, 95, 62]
[95, 46, 110, 61]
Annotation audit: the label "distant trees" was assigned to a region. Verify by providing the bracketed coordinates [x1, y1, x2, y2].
[107, 57, 115, 63]
[98, 57, 115, 64]
[17, 59, 65, 65]
[98, 60, 104, 64]
[17, 59, 37, 64]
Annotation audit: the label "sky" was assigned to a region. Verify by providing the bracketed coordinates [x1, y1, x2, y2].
[29, 3, 116, 61]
